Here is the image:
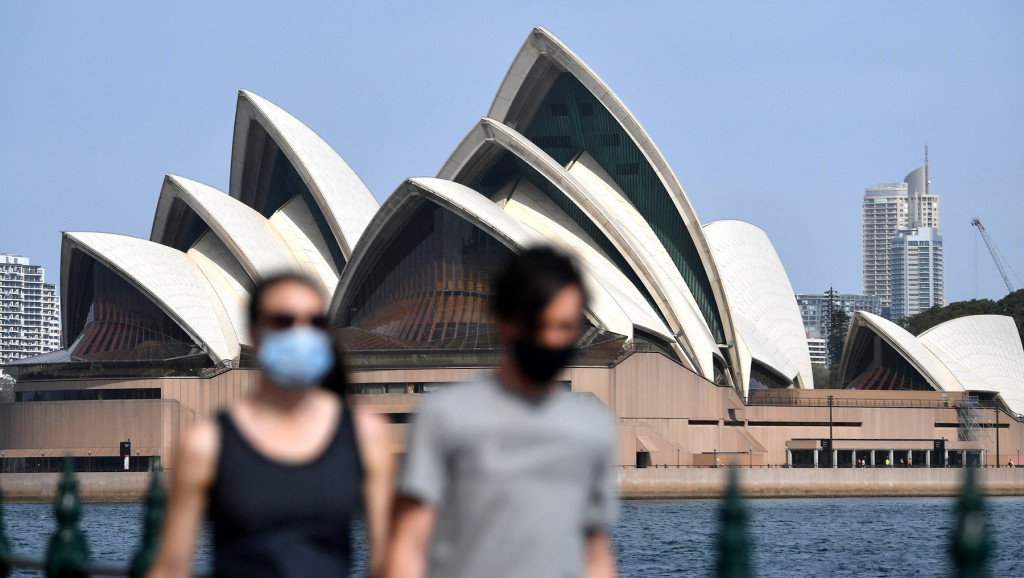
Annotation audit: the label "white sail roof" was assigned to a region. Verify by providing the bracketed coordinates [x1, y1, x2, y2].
[229, 89, 379, 260]
[151, 175, 301, 282]
[844, 311, 961, 392]
[331, 177, 627, 337]
[61, 232, 239, 363]
[920, 315, 1024, 414]
[438, 118, 719, 378]
[485, 26, 742, 385]
[704, 220, 813, 389]
[496, 179, 674, 342]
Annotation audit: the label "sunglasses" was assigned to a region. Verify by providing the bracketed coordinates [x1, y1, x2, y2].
[259, 313, 330, 330]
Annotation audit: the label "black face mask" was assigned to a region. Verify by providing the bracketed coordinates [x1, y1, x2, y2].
[512, 339, 577, 385]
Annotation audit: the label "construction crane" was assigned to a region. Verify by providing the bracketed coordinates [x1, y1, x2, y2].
[971, 217, 1017, 292]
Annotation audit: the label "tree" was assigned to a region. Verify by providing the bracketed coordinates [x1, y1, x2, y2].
[811, 363, 831, 388]
[898, 289, 1024, 340]
[827, 308, 850, 368]
[0, 372, 14, 403]
[819, 287, 850, 389]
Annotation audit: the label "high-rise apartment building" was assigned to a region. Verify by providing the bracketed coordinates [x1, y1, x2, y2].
[862, 150, 940, 316]
[889, 227, 944, 321]
[795, 291, 883, 340]
[0, 254, 61, 365]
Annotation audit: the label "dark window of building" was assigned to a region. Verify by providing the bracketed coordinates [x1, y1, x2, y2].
[345, 201, 512, 349]
[522, 73, 725, 343]
[843, 331, 935, 391]
[68, 261, 206, 363]
[162, 199, 211, 253]
[749, 361, 792, 390]
[533, 135, 573, 149]
[16, 388, 161, 402]
[550, 103, 570, 116]
[636, 451, 651, 468]
[616, 163, 639, 175]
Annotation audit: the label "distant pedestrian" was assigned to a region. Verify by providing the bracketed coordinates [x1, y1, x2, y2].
[885, 458, 891, 467]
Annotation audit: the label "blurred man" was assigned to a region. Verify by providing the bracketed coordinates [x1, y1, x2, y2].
[386, 247, 617, 578]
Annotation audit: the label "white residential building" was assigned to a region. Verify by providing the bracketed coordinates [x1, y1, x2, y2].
[807, 337, 827, 366]
[0, 254, 60, 365]
[862, 154, 940, 314]
[889, 227, 945, 321]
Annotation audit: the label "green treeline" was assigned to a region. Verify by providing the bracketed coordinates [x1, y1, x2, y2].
[898, 289, 1024, 339]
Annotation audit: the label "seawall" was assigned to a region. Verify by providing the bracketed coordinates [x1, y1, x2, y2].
[618, 467, 1024, 498]
[4, 469, 1024, 502]
[0, 472, 156, 503]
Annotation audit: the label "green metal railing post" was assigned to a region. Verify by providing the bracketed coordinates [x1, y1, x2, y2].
[1, 482, 11, 578]
[714, 467, 751, 578]
[46, 456, 90, 578]
[951, 467, 990, 577]
[129, 468, 165, 578]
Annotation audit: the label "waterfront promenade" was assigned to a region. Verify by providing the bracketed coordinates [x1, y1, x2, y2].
[4, 467, 1024, 502]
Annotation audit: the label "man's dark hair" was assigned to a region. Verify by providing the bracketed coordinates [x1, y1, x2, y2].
[491, 246, 587, 333]
[248, 272, 348, 395]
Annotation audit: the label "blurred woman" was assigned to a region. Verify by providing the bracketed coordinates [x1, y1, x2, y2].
[148, 273, 393, 577]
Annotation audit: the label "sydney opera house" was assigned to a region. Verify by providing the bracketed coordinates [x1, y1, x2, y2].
[3, 28, 1024, 474]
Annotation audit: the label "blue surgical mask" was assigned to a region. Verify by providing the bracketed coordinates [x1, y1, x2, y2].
[257, 326, 335, 389]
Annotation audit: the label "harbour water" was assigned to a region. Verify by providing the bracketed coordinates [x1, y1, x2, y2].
[4, 497, 1024, 576]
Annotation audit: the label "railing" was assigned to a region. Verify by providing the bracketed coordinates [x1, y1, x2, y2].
[0, 459, 995, 577]
[711, 467, 991, 578]
[0, 456, 164, 577]
[744, 394, 960, 409]
[743, 392, 1024, 423]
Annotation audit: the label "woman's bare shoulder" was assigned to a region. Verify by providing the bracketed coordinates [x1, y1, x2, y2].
[174, 419, 221, 488]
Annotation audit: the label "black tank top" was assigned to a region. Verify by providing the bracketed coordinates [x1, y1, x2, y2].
[210, 403, 363, 577]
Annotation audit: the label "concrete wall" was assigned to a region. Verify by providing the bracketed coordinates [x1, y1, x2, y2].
[0, 472, 156, 502]
[5, 468, 1024, 502]
[618, 467, 1024, 498]
[4, 352, 1024, 477]
[0, 372, 258, 468]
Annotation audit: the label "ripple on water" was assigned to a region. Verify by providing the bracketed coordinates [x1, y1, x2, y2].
[5, 496, 1024, 577]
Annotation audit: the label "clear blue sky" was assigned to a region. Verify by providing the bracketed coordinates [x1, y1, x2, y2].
[2, 1, 1022, 304]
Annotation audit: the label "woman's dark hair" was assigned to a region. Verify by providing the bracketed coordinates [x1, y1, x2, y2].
[491, 246, 588, 334]
[249, 272, 348, 396]
[248, 272, 324, 327]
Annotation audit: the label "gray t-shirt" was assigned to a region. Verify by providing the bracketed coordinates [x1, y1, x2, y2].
[397, 375, 617, 578]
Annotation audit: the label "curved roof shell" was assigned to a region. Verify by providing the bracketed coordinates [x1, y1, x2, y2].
[151, 175, 302, 284]
[60, 232, 238, 363]
[840, 311, 960, 392]
[483, 27, 742, 382]
[228, 90, 379, 263]
[495, 179, 673, 343]
[919, 315, 1024, 415]
[330, 177, 630, 338]
[840, 311, 1024, 416]
[437, 118, 722, 379]
[703, 220, 813, 389]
